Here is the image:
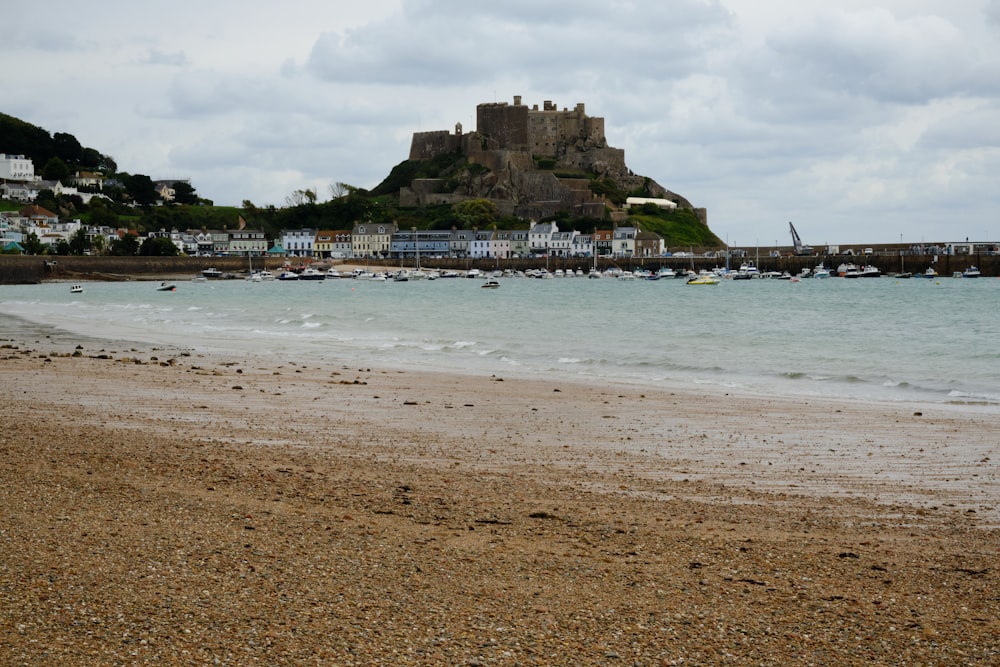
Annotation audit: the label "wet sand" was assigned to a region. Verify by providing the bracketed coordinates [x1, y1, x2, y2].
[1, 330, 998, 665]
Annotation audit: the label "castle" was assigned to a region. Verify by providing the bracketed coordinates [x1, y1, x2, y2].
[409, 95, 608, 161]
[400, 95, 705, 223]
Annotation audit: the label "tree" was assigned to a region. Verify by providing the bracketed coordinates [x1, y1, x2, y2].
[284, 189, 317, 207]
[53, 132, 83, 165]
[172, 181, 200, 205]
[453, 198, 497, 229]
[122, 173, 158, 207]
[22, 231, 45, 255]
[42, 156, 71, 182]
[139, 236, 180, 256]
[69, 228, 91, 255]
[109, 233, 139, 256]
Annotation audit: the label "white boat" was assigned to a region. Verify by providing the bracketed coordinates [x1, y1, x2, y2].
[392, 270, 409, 282]
[277, 270, 300, 281]
[202, 267, 222, 279]
[70, 284, 83, 293]
[298, 267, 326, 280]
[859, 265, 881, 278]
[812, 264, 831, 279]
[656, 267, 676, 278]
[466, 268, 481, 279]
[922, 267, 938, 279]
[156, 281, 177, 292]
[962, 266, 982, 278]
[838, 263, 860, 278]
[326, 268, 344, 279]
[732, 262, 759, 280]
[481, 279, 500, 289]
[258, 270, 276, 281]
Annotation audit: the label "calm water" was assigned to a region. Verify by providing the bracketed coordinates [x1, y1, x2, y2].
[2, 274, 999, 409]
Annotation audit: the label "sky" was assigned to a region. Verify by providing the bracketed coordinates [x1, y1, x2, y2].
[4, 0, 1000, 247]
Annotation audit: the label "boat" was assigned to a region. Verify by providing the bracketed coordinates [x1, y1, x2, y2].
[962, 266, 982, 278]
[656, 267, 677, 278]
[466, 268, 481, 279]
[392, 270, 409, 282]
[202, 267, 222, 279]
[858, 265, 881, 278]
[156, 281, 176, 292]
[812, 264, 831, 279]
[837, 262, 860, 278]
[481, 279, 500, 289]
[732, 262, 759, 280]
[686, 273, 720, 285]
[922, 267, 938, 279]
[326, 268, 344, 279]
[298, 267, 326, 281]
[277, 270, 300, 280]
[69, 284, 83, 293]
[258, 270, 276, 281]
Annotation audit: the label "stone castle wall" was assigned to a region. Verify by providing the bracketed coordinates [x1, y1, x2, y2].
[409, 131, 461, 161]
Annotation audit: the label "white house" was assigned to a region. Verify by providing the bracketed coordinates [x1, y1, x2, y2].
[528, 221, 557, 255]
[612, 226, 638, 257]
[283, 228, 317, 257]
[0, 154, 34, 180]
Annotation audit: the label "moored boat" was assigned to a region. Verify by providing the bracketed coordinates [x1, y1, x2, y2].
[70, 284, 83, 293]
[298, 267, 326, 280]
[202, 267, 222, 279]
[838, 262, 860, 278]
[962, 266, 981, 278]
[859, 265, 881, 278]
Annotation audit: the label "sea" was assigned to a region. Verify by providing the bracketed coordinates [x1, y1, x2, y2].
[2, 273, 999, 411]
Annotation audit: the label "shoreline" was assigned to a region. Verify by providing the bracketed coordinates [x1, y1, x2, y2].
[2, 326, 998, 663]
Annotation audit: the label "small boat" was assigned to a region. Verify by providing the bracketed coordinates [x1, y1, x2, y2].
[922, 267, 938, 279]
[157, 281, 176, 292]
[838, 263, 860, 278]
[277, 270, 300, 281]
[859, 265, 881, 278]
[812, 265, 831, 279]
[326, 268, 344, 279]
[686, 274, 720, 285]
[202, 267, 222, 279]
[962, 266, 982, 278]
[258, 270, 275, 281]
[298, 267, 326, 281]
[481, 279, 500, 289]
[70, 284, 83, 293]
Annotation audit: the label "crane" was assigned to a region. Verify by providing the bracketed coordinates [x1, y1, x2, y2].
[789, 222, 813, 256]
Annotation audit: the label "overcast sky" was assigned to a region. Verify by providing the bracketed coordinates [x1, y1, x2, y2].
[5, 0, 1000, 246]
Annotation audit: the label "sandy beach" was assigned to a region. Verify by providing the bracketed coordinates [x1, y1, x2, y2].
[1, 328, 998, 665]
